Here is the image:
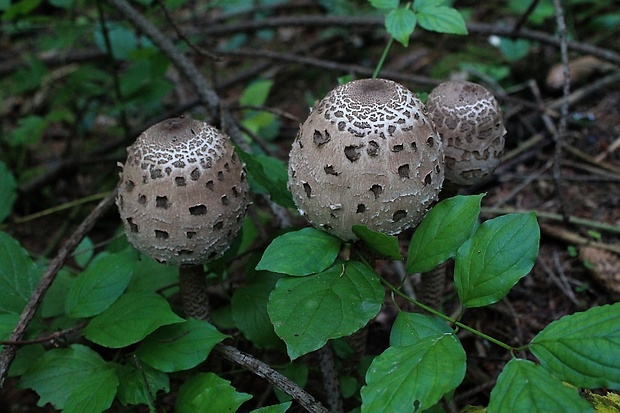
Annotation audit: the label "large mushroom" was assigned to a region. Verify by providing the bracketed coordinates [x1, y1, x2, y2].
[426, 79, 506, 193]
[116, 116, 249, 318]
[288, 78, 444, 241]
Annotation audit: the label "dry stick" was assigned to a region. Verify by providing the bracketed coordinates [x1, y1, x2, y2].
[317, 344, 344, 413]
[552, 0, 571, 223]
[0, 188, 118, 388]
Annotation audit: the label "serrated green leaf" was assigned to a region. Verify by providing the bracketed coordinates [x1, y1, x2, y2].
[116, 360, 169, 406]
[251, 401, 293, 413]
[63, 367, 119, 413]
[369, 0, 399, 9]
[237, 150, 295, 208]
[390, 312, 453, 347]
[385, 8, 417, 46]
[256, 227, 341, 276]
[361, 334, 466, 413]
[40, 268, 74, 318]
[0, 161, 17, 222]
[0, 232, 40, 315]
[176, 372, 252, 413]
[6, 115, 47, 146]
[65, 250, 136, 318]
[416, 5, 468, 35]
[530, 303, 620, 389]
[454, 213, 539, 308]
[84, 292, 184, 348]
[136, 318, 227, 372]
[353, 225, 403, 260]
[488, 359, 592, 413]
[128, 254, 179, 295]
[268, 260, 383, 360]
[408, 195, 482, 273]
[18, 344, 110, 409]
[232, 272, 283, 348]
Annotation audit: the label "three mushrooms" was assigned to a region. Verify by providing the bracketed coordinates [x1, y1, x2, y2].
[116, 78, 506, 315]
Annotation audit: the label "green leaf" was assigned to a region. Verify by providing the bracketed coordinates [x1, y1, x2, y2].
[93, 23, 138, 60]
[116, 360, 169, 406]
[454, 213, 539, 308]
[41, 268, 74, 318]
[251, 402, 293, 413]
[361, 334, 466, 412]
[499, 38, 530, 62]
[353, 225, 403, 260]
[369, 0, 399, 9]
[128, 254, 179, 295]
[63, 368, 119, 413]
[73, 236, 94, 268]
[237, 150, 295, 209]
[488, 359, 592, 413]
[84, 292, 184, 348]
[65, 251, 136, 318]
[0, 313, 19, 352]
[240, 79, 274, 107]
[407, 195, 482, 273]
[232, 272, 283, 348]
[256, 227, 341, 276]
[385, 8, 417, 47]
[415, 5, 468, 35]
[19, 344, 111, 409]
[136, 318, 227, 372]
[176, 372, 252, 413]
[0, 232, 40, 315]
[269, 260, 384, 360]
[530, 303, 620, 389]
[6, 115, 47, 146]
[0, 161, 17, 222]
[390, 312, 453, 347]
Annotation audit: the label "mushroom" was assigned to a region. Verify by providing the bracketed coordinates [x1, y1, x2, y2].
[426, 80, 506, 193]
[288, 78, 444, 241]
[116, 116, 249, 318]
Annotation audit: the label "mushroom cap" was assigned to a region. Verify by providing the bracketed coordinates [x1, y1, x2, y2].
[288, 78, 444, 241]
[116, 117, 249, 266]
[426, 80, 506, 188]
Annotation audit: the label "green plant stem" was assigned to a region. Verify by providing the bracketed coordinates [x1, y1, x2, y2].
[371, 263, 515, 352]
[372, 36, 394, 78]
[11, 192, 109, 225]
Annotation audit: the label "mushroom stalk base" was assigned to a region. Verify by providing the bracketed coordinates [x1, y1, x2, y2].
[179, 265, 210, 321]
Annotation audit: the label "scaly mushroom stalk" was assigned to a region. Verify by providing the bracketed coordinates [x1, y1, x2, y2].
[116, 116, 249, 319]
[416, 80, 507, 310]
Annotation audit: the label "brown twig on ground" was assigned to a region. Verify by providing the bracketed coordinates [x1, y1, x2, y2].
[0, 188, 118, 388]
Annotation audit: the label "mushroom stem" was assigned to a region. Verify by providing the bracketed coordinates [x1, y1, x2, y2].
[179, 265, 210, 321]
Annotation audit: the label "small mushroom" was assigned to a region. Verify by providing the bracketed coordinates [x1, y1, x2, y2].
[288, 78, 444, 241]
[426, 80, 506, 191]
[116, 116, 249, 266]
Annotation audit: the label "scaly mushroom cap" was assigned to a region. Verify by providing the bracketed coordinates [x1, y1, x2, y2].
[426, 80, 506, 189]
[288, 78, 444, 241]
[116, 117, 249, 266]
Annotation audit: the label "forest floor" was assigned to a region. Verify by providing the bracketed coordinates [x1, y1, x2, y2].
[1, 1, 619, 412]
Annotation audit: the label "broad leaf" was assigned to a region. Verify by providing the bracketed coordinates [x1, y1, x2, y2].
[353, 225, 403, 260]
[176, 372, 252, 413]
[136, 318, 227, 372]
[369, 0, 398, 10]
[0, 313, 19, 352]
[115, 361, 170, 406]
[65, 250, 136, 318]
[232, 272, 283, 348]
[240, 79, 274, 107]
[19, 344, 111, 409]
[488, 359, 591, 413]
[454, 213, 539, 308]
[73, 236, 94, 268]
[237, 150, 295, 209]
[361, 334, 466, 413]
[84, 292, 184, 348]
[408, 194, 482, 273]
[268, 260, 383, 360]
[390, 312, 453, 347]
[386, 8, 417, 47]
[0, 161, 17, 222]
[530, 302, 620, 389]
[251, 402, 293, 413]
[63, 368, 119, 413]
[415, 5, 468, 35]
[0, 232, 40, 315]
[256, 227, 341, 276]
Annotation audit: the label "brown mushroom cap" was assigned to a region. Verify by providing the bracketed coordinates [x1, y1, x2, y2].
[116, 117, 249, 266]
[288, 78, 444, 241]
[426, 80, 506, 189]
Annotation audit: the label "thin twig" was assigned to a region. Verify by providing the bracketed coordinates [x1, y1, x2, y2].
[0, 188, 118, 388]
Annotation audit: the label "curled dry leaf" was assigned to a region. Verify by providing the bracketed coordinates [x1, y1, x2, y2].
[580, 246, 620, 300]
